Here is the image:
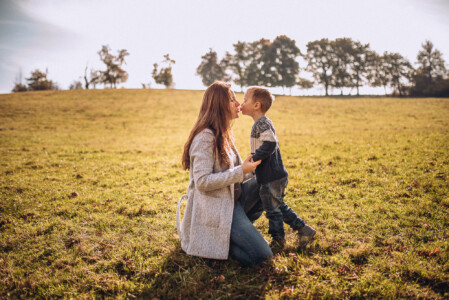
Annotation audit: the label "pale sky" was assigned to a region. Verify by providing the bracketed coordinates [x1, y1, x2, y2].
[1, 0, 448, 95]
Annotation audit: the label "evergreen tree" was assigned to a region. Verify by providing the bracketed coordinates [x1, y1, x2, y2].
[384, 52, 413, 96]
[330, 38, 353, 95]
[245, 38, 273, 87]
[26, 69, 57, 91]
[350, 41, 372, 96]
[367, 52, 390, 95]
[416, 40, 446, 80]
[223, 41, 250, 91]
[304, 38, 334, 96]
[271, 35, 301, 94]
[410, 41, 448, 96]
[196, 48, 228, 86]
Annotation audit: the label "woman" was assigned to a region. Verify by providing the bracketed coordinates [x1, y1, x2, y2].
[176, 81, 273, 266]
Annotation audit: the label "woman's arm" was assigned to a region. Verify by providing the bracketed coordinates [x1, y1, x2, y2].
[191, 131, 244, 192]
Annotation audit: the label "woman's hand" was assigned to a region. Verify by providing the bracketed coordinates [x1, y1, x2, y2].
[242, 155, 261, 174]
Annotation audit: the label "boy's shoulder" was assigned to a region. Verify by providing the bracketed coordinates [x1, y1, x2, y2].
[251, 116, 275, 137]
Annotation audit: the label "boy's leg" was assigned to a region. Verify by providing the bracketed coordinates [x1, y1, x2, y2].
[279, 203, 305, 230]
[277, 177, 306, 230]
[277, 177, 316, 246]
[259, 179, 285, 241]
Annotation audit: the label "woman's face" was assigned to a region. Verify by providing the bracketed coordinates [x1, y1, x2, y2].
[229, 91, 241, 119]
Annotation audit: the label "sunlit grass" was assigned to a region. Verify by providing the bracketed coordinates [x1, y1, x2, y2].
[1, 89, 448, 298]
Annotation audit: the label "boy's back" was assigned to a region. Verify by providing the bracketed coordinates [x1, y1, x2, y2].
[250, 116, 288, 185]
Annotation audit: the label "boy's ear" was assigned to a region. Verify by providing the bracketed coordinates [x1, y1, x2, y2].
[254, 101, 261, 110]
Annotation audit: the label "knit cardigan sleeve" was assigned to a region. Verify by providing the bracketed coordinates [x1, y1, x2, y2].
[191, 130, 244, 193]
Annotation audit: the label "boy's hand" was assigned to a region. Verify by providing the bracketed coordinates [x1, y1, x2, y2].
[242, 155, 261, 174]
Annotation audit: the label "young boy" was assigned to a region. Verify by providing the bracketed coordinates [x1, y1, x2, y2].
[240, 87, 316, 247]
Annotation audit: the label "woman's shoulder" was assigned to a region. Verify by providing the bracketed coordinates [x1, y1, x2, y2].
[190, 128, 215, 157]
[192, 128, 214, 143]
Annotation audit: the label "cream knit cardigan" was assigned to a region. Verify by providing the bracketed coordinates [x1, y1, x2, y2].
[177, 129, 246, 260]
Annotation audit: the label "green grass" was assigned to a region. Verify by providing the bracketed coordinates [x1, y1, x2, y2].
[1, 89, 448, 299]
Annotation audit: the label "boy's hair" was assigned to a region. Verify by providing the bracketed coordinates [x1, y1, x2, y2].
[247, 87, 274, 113]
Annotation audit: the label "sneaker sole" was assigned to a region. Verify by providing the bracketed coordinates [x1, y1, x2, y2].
[298, 231, 316, 247]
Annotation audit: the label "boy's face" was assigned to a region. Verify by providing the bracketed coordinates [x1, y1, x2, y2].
[241, 91, 257, 117]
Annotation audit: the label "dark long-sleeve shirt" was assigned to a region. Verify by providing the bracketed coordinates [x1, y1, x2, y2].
[250, 116, 288, 185]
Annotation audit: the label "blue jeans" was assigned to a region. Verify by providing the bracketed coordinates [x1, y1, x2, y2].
[259, 177, 305, 240]
[229, 194, 273, 267]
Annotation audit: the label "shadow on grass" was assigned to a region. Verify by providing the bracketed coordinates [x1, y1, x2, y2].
[400, 269, 449, 297]
[138, 241, 318, 299]
[138, 245, 271, 299]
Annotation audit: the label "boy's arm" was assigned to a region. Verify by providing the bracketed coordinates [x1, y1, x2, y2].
[252, 129, 277, 161]
[252, 141, 276, 161]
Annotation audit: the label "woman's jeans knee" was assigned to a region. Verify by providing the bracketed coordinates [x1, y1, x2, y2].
[229, 199, 273, 266]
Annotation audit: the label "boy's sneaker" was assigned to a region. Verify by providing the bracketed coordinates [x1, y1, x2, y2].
[269, 238, 286, 253]
[295, 224, 316, 247]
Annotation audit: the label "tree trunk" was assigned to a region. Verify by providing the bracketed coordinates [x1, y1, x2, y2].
[84, 66, 90, 89]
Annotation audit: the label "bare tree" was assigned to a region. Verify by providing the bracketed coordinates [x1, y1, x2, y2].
[97, 45, 130, 88]
[69, 80, 83, 90]
[12, 69, 28, 92]
[152, 54, 176, 88]
[83, 66, 101, 89]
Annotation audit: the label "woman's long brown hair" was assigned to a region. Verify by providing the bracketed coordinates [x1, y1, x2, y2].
[182, 81, 235, 170]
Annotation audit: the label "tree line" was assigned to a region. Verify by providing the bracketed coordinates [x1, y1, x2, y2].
[12, 45, 175, 92]
[197, 36, 448, 97]
[12, 37, 449, 97]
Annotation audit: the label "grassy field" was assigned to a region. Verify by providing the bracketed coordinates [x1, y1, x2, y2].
[0, 89, 448, 299]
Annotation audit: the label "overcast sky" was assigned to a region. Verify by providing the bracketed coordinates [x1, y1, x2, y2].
[1, 0, 448, 95]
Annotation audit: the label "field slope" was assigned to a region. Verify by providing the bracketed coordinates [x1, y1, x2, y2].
[1, 89, 448, 298]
